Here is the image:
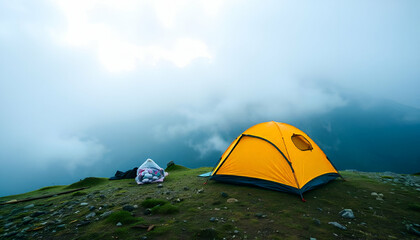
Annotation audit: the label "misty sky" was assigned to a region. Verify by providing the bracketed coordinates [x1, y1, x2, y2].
[1, 0, 420, 196]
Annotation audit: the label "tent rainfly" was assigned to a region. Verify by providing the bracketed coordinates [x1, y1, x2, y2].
[210, 121, 343, 201]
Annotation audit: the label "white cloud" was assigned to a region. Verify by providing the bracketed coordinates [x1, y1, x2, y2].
[51, 0, 216, 72]
[189, 134, 229, 158]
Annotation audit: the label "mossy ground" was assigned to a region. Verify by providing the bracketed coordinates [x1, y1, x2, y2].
[1, 166, 419, 239]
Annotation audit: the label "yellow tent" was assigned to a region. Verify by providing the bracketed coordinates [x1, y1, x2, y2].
[210, 121, 342, 200]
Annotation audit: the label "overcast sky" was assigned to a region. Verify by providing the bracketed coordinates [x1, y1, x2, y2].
[1, 0, 419, 196]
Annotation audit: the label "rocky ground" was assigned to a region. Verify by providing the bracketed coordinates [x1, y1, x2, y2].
[0, 165, 419, 240]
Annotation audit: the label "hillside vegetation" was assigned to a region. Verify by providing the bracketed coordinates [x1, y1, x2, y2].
[1, 165, 419, 239]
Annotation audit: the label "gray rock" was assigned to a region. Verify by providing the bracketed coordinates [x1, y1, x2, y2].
[24, 204, 35, 209]
[157, 184, 163, 188]
[76, 220, 91, 227]
[85, 212, 96, 219]
[10, 208, 21, 215]
[328, 222, 347, 230]
[80, 202, 88, 206]
[167, 161, 175, 168]
[221, 192, 229, 198]
[339, 209, 355, 219]
[209, 217, 218, 222]
[144, 208, 152, 215]
[116, 222, 122, 226]
[197, 189, 204, 193]
[255, 213, 267, 218]
[89, 206, 96, 211]
[100, 211, 113, 218]
[57, 224, 66, 228]
[22, 216, 33, 224]
[3, 231, 18, 237]
[406, 224, 420, 236]
[313, 218, 321, 225]
[123, 205, 135, 212]
[4, 222, 15, 228]
[310, 238, 317, 240]
[234, 230, 240, 234]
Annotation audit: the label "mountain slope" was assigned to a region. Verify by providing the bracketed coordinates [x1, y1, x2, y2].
[1, 165, 419, 239]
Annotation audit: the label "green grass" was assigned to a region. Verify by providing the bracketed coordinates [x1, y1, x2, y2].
[165, 164, 190, 172]
[407, 204, 420, 212]
[72, 191, 87, 196]
[141, 199, 169, 208]
[65, 177, 108, 189]
[106, 211, 144, 225]
[38, 185, 64, 191]
[151, 203, 179, 214]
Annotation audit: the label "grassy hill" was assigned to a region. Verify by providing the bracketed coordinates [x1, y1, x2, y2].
[1, 165, 419, 239]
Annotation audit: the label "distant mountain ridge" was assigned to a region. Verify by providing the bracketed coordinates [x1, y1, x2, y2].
[294, 98, 420, 174]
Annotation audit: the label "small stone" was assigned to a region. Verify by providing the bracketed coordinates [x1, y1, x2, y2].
[371, 192, 378, 197]
[209, 217, 218, 222]
[234, 230, 240, 234]
[313, 218, 321, 225]
[100, 211, 113, 218]
[221, 192, 229, 198]
[227, 198, 238, 203]
[76, 220, 91, 227]
[123, 205, 135, 212]
[317, 207, 323, 212]
[80, 202, 88, 206]
[4, 222, 15, 228]
[3, 231, 18, 237]
[328, 222, 347, 230]
[116, 222, 122, 226]
[376, 197, 384, 201]
[255, 213, 267, 218]
[157, 184, 163, 188]
[310, 238, 317, 240]
[378, 193, 384, 197]
[339, 209, 355, 219]
[85, 212, 96, 219]
[133, 205, 138, 209]
[89, 206, 96, 211]
[144, 208, 152, 215]
[406, 224, 420, 236]
[197, 188, 204, 193]
[24, 204, 35, 209]
[57, 224, 66, 228]
[22, 216, 33, 224]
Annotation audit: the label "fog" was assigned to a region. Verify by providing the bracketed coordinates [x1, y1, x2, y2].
[1, 0, 419, 196]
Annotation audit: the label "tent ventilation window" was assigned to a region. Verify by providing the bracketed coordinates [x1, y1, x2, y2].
[291, 134, 313, 151]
